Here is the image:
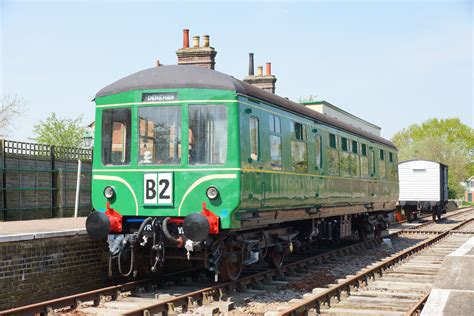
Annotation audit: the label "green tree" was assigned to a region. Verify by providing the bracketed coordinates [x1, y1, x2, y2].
[32, 113, 86, 148]
[392, 118, 474, 198]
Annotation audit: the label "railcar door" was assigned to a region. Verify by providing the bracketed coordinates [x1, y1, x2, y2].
[368, 146, 377, 200]
[241, 106, 265, 208]
[313, 131, 323, 204]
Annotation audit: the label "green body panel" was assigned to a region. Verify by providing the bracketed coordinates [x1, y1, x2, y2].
[237, 96, 398, 211]
[92, 88, 398, 231]
[92, 88, 241, 229]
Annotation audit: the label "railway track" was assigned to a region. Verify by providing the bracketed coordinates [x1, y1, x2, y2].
[272, 209, 474, 316]
[2, 207, 472, 316]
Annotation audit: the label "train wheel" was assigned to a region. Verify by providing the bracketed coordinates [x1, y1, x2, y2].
[220, 257, 242, 282]
[220, 242, 243, 282]
[266, 248, 284, 269]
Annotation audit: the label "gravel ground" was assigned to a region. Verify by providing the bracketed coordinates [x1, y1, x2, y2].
[233, 234, 427, 315]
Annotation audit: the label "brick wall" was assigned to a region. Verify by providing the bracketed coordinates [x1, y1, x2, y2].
[0, 234, 111, 310]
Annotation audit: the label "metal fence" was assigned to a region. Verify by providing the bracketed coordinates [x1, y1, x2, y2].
[0, 139, 93, 221]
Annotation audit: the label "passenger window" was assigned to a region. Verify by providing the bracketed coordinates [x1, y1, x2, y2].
[370, 149, 376, 176]
[188, 104, 227, 165]
[340, 150, 351, 177]
[328, 148, 339, 175]
[341, 137, 348, 151]
[292, 122, 307, 140]
[360, 144, 369, 178]
[249, 116, 259, 161]
[270, 135, 282, 170]
[102, 108, 131, 165]
[379, 149, 386, 179]
[329, 134, 337, 148]
[269, 114, 281, 133]
[352, 141, 358, 154]
[290, 122, 308, 172]
[138, 106, 181, 165]
[291, 141, 308, 172]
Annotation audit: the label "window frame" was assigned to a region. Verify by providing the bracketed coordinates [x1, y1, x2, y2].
[361, 143, 367, 156]
[137, 105, 182, 166]
[329, 133, 337, 149]
[341, 137, 348, 152]
[269, 114, 282, 170]
[352, 140, 358, 154]
[290, 121, 308, 173]
[188, 103, 228, 165]
[101, 108, 132, 166]
[315, 134, 322, 170]
[249, 115, 260, 162]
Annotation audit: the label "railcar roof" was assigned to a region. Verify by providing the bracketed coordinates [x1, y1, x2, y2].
[95, 65, 396, 149]
[399, 159, 448, 167]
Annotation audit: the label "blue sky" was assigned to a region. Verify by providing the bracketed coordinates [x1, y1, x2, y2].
[1, 0, 472, 141]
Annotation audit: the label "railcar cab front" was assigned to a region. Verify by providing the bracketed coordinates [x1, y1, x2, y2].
[87, 75, 242, 278]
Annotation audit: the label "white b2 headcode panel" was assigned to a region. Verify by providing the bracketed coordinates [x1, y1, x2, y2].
[144, 173, 173, 206]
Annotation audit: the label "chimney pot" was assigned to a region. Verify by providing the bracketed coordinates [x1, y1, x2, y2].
[257, 66, 263, 76]
[266, 62, 271, 76]
[177, 32, 217, 70]
[203, 35, 210, 47]
[183, 29, 189, 48]
[193, 36, 200, 48]
[248, 53, 254, 76]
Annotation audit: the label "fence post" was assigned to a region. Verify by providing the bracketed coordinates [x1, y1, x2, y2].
[0, 139, 5, 221]
[51, 145, 57, 218]
[74, 159, 82, 217]
[57, 168, 64, 217]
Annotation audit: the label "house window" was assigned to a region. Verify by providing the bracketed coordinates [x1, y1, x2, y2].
[361, 143, 367, 156]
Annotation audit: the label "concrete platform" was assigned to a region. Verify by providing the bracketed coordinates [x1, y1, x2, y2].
[0, 217, 86, 242]
[421, 237, 474, 316]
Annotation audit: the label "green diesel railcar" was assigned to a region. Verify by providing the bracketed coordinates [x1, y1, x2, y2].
[86, 65, 398, 281]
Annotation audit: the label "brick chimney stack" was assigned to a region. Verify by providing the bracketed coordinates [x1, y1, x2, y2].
[243, 54, 277, 94]
[176, 29, 217, 70]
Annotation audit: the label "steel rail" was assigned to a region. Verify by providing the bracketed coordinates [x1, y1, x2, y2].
[122, 238, 385, 316]
[0, 279, 148, 316]
[0, 267, 197, 316]
[402, 206, 474, 231]
[277, 217, 474, 316]
[405, 289, 431, 316]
